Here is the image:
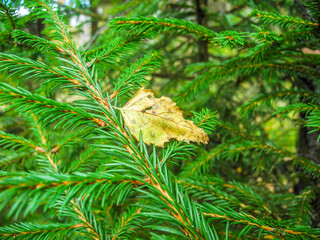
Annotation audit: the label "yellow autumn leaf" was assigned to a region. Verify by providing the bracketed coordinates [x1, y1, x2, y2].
[118, 88, 209, 147]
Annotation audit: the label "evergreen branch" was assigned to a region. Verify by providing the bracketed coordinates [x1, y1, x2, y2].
[109, 16, 217, 40]
[305, 0, 320, 21]
[0, 130, 39, 153]
[69, 201, 103, 240]
[137, 178, 216, 239]
[31, 1, 109, 107]
[110, 51, 161, 100]
[202, 204, 320, 239]
[232, 61, 319, 78]
[178, 178, 251, 211]
[241, 90, 320, 117]
[0, 171, 132, 218]
[30, 4, 206, 237]
[0, 1, 319, 238]
[159, 140, 197, 165]
[0, 83, 107, 129]
[54, 0, 105, 20]
[282, 28, 315, 39]
[28, 115, 58, 171]
[180, 143, 225, 177]
[100, 139, 210, 239]
[274, 103, 320, 118]
[54, 128, 92, 151]
[34, 0, 72, 45]
[213, 30, 247, 49]
[222, 181, 272, 215]
[35, 1, 111, 112]
[145, 182, 204, 239]
[11, 30, 63, 53]
[29, 114, 48, 145]
[192, 109, 219, 134]
[0, 151, 31, 170]
[175, 71, 213, 102]
[31, 0, 110, 105]
[0, 222, 83, 240]
[110, 0, 146, 14]
[251, 9, 319, 28]
[0, 53, 80, 85]
[68, 148, 99, 172]
[292, 188, 315, 226]
[179, 176, 273, 216]
[226, 140, 320, 177]
[0, 3, 15, 30]
[182, 138, 320, 178]
[247, 39, 279, 63]
[178, 61, 320, 101]
[306, 111, 320, 137]
[32, 118, 105, 240]
[24, 14, 202, 238]
[86, 33, 145, 67]
[218, 120, 250, 139]
[111, 207, 142, 240]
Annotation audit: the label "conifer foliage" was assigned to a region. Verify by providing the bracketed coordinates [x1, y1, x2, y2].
[0, 0, 320, 239]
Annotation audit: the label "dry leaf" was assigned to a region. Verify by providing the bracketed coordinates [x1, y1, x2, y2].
[302, 47, 320, 55]
[118, 88, 209, 147]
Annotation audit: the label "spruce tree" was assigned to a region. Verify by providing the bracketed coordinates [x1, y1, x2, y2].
[0, 0, 320, 239]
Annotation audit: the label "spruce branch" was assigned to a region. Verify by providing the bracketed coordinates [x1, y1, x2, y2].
[0, 83, 106, 129]
[97, 128, 211, 238]
[0, 172, 130, 211]
[35, 124, 112, 240]
[180, 143, 225, 177]
[305, 0, 320, 21]
[110, 0, 148, 15]
[222, 181, 273, 215]
[0, 53, 80, 86]
[68, 201, 103, 240]
[202, 203, 320, 239]
[251, 9, 319, 28]
[0, 130, 39, 153]
[0, 151, 31, 171]
[86, 32, 146, 67]
[159, 141, 197, 165]
[227, 140, 320, 177]
[178, 178, 252, 211]
[33, 0, 72, 45]
[0, 222, 83, 240]
[33, 1, 111, 113]
[213, 30, 247, 49]
[247, 40, 279, 63]
[192, 109, 219, 134]
[177, 60, 320, 102]
[291, 188, 315, 226]
[182, 137, 320, 178]
[111, 207, 142, 240]
[306, 111, 320, 137]
[28, 115, 58, 171]
[109, 16, 217, 40]
[68, 148, 99, 173]
[178, 177, 274, 216]
[274, 103, 320, 118]
[110, 50, 161, 100]
[241, 90, 320, 117]
[0, 171, 128, 237]
[11, 30, 63, 53]
[0, 2, 15, 30]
